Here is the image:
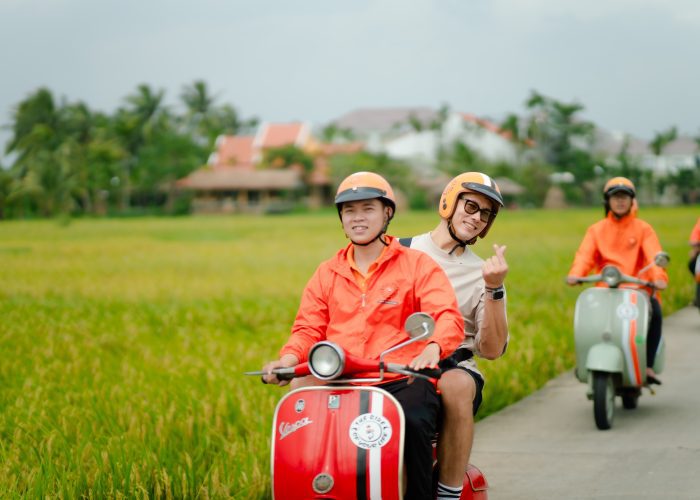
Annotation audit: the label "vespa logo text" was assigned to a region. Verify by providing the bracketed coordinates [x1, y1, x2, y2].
[278, 417, 312, 440]
[349, 413, 392, 450]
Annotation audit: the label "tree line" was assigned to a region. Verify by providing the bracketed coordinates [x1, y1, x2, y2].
[395, 92, 700, 208]
[1, 84, 699, 219]
[0, 81, 257, 219]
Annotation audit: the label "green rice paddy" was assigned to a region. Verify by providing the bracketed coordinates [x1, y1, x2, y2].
[0, 206, 696, 498]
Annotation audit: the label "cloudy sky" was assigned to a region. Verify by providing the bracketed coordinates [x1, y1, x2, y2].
[1, 0, 699, 160]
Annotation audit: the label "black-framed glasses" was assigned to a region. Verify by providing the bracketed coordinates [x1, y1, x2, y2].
[460, 198, 493, 223]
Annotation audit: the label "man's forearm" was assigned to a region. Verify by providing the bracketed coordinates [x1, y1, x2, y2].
[477, 298, 508, 359]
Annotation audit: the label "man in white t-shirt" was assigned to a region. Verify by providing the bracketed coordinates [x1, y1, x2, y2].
[401, 172, 509, 500]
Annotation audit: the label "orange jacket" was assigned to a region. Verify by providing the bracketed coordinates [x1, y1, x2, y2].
[568, 208, 668, 297]
[280, 236, 464, 379]
[690, 218, 700, 245]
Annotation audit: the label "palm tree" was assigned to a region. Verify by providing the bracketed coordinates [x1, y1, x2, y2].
[181, 80, 215, 116]
[180, 80, 216, 146]
[6, 87, 60, 162]
[500, 113, 532, 163]
[5, 88, 68, 215]
[180, 80, 258, 150]
[114, 84, 166, 211]
[649, 126, 678, 156]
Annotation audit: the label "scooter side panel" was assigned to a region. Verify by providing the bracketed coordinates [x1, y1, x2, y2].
[574, 288, 650, 386]
[653, 336, 665, 374]
[271, 386, 404, 500]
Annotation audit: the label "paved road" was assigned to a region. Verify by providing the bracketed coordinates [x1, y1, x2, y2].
[470, 306, 700, 499]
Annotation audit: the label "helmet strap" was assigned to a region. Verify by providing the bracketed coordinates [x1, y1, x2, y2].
[351, 232, 388, 247]
[447, 220, 470, 255]
[347, 216, 391, 247]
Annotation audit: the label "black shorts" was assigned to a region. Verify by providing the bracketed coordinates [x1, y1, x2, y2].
[438, 348, 485, 415]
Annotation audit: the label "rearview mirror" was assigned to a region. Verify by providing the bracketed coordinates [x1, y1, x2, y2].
[404, 312, 435, 340]
[654, 251, 670, 269]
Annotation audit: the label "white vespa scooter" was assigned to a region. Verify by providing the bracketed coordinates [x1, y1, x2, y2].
[570, 252, 670, 430]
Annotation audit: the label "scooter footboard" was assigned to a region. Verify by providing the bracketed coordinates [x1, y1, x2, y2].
[272, 386, 405, 500]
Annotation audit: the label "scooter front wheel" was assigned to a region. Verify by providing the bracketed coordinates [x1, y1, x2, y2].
[592, 371, 615, 430]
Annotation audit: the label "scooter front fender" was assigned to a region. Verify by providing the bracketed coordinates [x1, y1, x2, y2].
[586, 343, 624, 374]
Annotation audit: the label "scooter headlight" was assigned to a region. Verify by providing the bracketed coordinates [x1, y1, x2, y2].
[601, 266, 622, 288]
[309, 341, 345, 380]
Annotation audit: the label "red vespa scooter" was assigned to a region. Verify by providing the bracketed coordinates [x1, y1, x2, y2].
[247, 312, 488, 499]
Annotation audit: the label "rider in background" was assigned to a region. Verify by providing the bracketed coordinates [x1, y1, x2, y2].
[262, 171, 464, 500]
[403, 172, 509, 500]
[688, 218, 700, 305]
[567, 177, 668, 384]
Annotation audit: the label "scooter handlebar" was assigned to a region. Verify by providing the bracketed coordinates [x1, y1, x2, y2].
[245, 362, 311, 382]
[385, 363, 442, 381]
[568, 268, 655, 290]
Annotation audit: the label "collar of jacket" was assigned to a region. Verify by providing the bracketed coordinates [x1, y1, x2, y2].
[329, 235, 402, 280]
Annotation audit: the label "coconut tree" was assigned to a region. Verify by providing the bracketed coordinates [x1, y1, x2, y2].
[113, 84, 166, 211]
[180, 80, 259, 150]
[524, 91, 595, 172]
[4, 88, 71, 215]
[649, 126, 678, 157]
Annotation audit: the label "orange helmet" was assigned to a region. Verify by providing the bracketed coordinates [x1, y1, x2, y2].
[439, 172, 503, 243]
[335, 172, 396, 218]
[604, 177, 635, 198]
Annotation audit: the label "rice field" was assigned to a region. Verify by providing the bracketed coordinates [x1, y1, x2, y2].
[0, 206, 696, 498]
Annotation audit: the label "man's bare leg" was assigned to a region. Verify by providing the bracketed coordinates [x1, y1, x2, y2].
[437, 369, 477, 486]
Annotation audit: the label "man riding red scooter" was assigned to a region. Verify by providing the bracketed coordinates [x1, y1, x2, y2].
[261, 171, 464, 498]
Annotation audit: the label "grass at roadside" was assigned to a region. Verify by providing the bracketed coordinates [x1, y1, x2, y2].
[0, 206, 696, 497]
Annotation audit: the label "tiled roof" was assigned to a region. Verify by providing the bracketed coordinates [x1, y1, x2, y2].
[209, 122, 312, 169]
[663, 136, 698, 155]
[212, 135, 256, 167]
[460, 113, 512, 140]
[177, 167, 302, 191]
[188, 122, 365, 190]
[255, 122, 310, 149]
[332, 107, 438, 133]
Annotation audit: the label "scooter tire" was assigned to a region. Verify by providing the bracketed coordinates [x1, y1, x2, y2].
[592, 371, 615, 430]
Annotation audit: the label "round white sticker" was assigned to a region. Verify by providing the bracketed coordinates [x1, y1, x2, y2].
[349, 413, 393, 450]
[616, 302, 639, 321]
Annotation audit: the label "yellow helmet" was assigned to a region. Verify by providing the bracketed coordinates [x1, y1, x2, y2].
[603, 177, 636, 198]
[335, 171, 396, 217]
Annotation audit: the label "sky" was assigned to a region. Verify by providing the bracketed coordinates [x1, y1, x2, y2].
[1, 0, 699, 162]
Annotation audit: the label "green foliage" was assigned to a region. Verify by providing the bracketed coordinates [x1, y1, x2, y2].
[0, 209, 695, 497]
[259, 145, 314, 175]
[649, 126, 678, 156]
[512, 162, 553, 207]
[320, 123, 356, 143]
[2, 82, 257, 219]
[179, 81, 258, 150]
[665, 166, 700, 204]
[437, 140, 482, 177]
[522, 91, 597, 185]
